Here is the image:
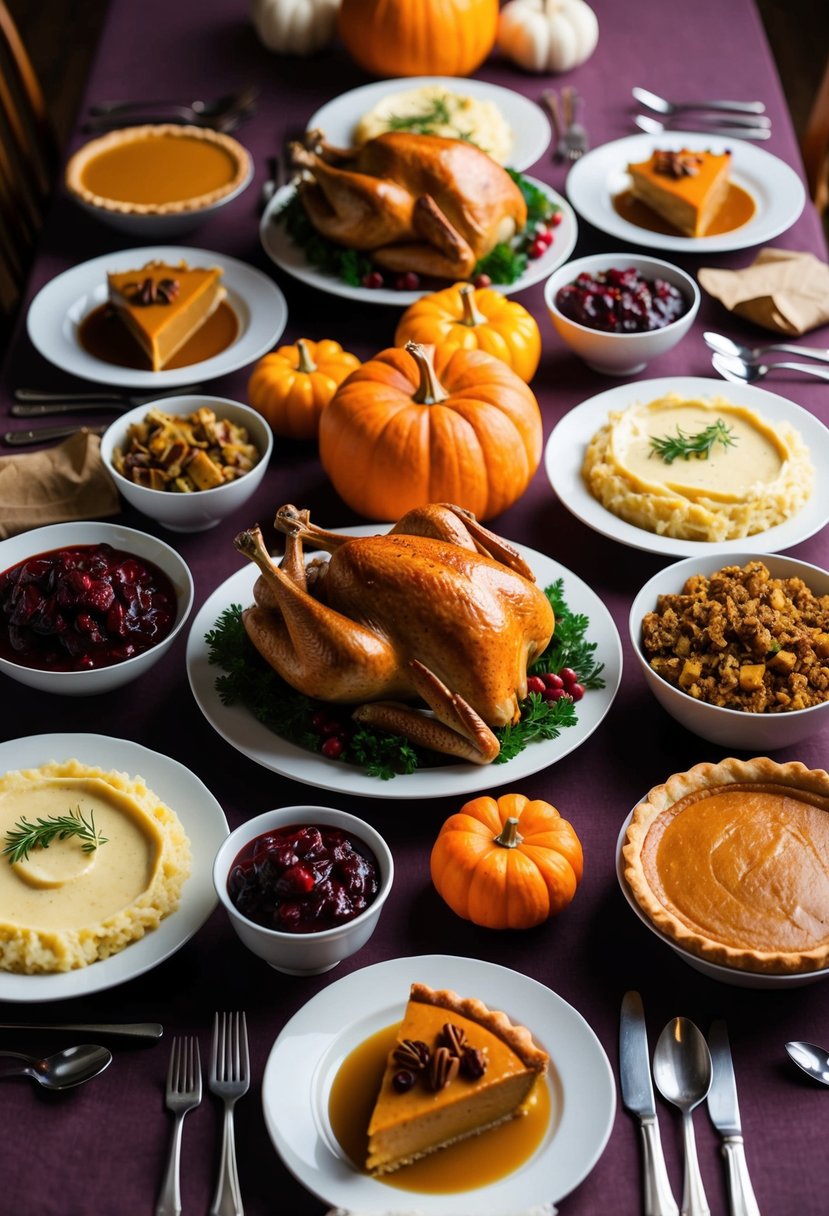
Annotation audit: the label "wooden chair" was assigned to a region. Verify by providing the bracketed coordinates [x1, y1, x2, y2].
[801, 51, 829, 220]
[0, 0, 58, 344]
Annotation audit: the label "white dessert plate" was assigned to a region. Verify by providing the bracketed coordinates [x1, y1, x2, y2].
[305, 76, 551, 171]
[615, 811, 829, 989]
[26, 245, 288, 388]
[262, 953, 615, 1212]
[259, 178, 577, 307]
[544, 375, 829, 557]
[0, 733, 228, 1002]
[566, 133, 805, 252]
[185, 526, 622, 799]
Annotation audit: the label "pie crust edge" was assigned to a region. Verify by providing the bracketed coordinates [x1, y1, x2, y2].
[410, 982, 549, 1071]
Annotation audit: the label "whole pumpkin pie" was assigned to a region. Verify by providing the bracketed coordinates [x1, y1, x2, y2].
[628, 147, 732, 238]
[623, 756, 829, 974]
[365, 982, 548, 1175]
[107, 260, 226, 372]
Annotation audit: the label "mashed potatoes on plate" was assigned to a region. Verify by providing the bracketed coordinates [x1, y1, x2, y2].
[353, 85, 514, 164]
[0, 759, 191, 973]
[582, 393, 813, 542]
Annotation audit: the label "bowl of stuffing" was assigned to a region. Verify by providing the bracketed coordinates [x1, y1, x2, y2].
[100, 395, 272, 532]
[629, 552, 829, 749]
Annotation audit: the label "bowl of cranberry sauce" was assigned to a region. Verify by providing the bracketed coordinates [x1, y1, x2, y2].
[214, 807, 394, 975]
[544, 252, 700, 375]
[0, 522, 193, 695]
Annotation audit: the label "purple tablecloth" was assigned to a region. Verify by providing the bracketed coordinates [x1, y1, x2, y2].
[2, 1, 829, 1213]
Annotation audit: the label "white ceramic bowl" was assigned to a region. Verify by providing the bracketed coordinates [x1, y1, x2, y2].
[213, 806, 394, 975]
[630, 551, 829, 750]
[0, 521, 194, 696]
[64, 125, 253, 238]
[101, 395, 272, 533]
[543, 252, 699, 375]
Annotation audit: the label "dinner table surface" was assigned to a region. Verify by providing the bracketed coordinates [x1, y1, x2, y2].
[2, 0, 829, 1213]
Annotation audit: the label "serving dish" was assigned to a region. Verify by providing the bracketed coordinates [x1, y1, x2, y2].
[27, 245, 288, 389]
[0, 733, 228, 1002]
[261, 953, 615, 1211]
[566, 133, 805, 253]
[544, 375, 829, 557]
[185, 527, 622, 799]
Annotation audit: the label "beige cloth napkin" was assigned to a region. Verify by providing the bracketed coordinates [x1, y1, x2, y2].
[698, 248, 829, 335]
[0, 430, 121, 539]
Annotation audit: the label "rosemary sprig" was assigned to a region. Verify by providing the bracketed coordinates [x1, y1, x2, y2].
[649, 418, 737, 464]
[2, 806, 109, 865]
[387, 96, 455, 134]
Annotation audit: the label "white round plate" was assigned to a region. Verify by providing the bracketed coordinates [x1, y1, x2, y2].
[262, 953, 615, 1212]
[0, 733, 228, 1002]
[260, 178, 577, 307]
[566, 132, 805, 253]
[306, 76, 552, 172]
[26, 245, 288, 388]
[544, 375, 829, 557]
[615, 811, 829, 989]
[186, 527, 622, 799]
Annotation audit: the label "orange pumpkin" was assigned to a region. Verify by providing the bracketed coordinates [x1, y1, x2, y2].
[337, 0, 499, 78]
[395, 282, 542, 383]
[430, 792, 584, 930]
[247, 338, 361, 441]
[318, 340, 542, 520]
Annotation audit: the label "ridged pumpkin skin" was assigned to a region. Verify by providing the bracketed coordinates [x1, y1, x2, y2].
[338, 0, 499, 78]
[318, 341, 542, 521]
[247, 338, 361, 440]
[395, 282, 542, 383]
[430, 792, 584, 930]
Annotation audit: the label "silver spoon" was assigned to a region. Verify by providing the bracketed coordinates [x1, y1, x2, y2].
[712, 352, 829, 384]
[634, 114, 771, 140]
[785, 1041, 829, 1085]
[653, 1018, 712, 1216]
[704, 331, 829, 365]
[632, 86, 766, 115]
[0, 1044, 112, 1090]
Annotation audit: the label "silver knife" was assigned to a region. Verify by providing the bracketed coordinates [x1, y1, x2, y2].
[0, 1021, 163, 1041]
[707, 1021, 761, 1216]
[620, 991, 679, 1216]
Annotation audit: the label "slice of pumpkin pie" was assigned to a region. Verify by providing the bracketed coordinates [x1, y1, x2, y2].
[628, 147, 732, 238]
[106, 259, 225, 371]
[365, 982, 548, 1175]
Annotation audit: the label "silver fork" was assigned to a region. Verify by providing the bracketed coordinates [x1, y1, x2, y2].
[561, 86, 589, 160]
[157, 1036, 202, 1216]
[209, 1011, 250, 1216]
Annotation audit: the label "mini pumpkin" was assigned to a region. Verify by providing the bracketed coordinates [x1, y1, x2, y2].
[497, 0, 598, 74]
[318, 340, 542, 520]
[247, 338, 361, 440]
[395, 283, 542, 383]
[430, 792, 584, 929]
[250, 0, 340, 55]
[337, 0, 499, 79]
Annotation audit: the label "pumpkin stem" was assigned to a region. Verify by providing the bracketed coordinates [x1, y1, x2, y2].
[295, 338, 317, 375]
[405, 341, 450, 405]
[459, 283, 487, 328]
[494, 817, 524, 849]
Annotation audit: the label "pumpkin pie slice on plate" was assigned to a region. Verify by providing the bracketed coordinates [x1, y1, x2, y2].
[107, 260, 226, 371]
[365, 981, 548, 1175]
[623, 756, 829, 974]
[628, 148, 732, 238]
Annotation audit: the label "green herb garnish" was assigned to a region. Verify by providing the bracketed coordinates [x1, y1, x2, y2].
[206, 581, 604, 780]
[2, 806, 108, 865]
[386, 96, 462, 137]
[649, 419, 737, 464]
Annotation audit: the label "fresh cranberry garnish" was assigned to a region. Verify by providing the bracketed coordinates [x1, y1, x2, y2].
[228, 822, 381, 934]
[526, 675, 546, 695]
[528, 238, 547, 260]
[362, 271, 384, 289]
[555, 268, 688, 334]
[472, 273, 492, 288]
[395, 272, 420, 291]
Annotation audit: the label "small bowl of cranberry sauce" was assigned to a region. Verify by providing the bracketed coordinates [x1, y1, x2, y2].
[543, 252, 699, 376]
[0, 521, 194, 696]
[213, 806, 394, 975]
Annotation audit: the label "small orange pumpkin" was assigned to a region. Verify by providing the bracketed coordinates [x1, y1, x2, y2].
[430, 792, 584, 929]
[247, 338, 361, 440]
[337, 0, 499, 78]
[318, 340, 542, 521]
[395, 282, 542, 383]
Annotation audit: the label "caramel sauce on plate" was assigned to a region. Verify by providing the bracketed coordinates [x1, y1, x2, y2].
[78, 301, 238, 370]
[613, 183, 756, 236]
[328, 1023, 552, 1195]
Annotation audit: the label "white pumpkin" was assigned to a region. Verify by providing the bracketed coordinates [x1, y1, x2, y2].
[250, 0, 340, 55]
[497, 0, 599, 74]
